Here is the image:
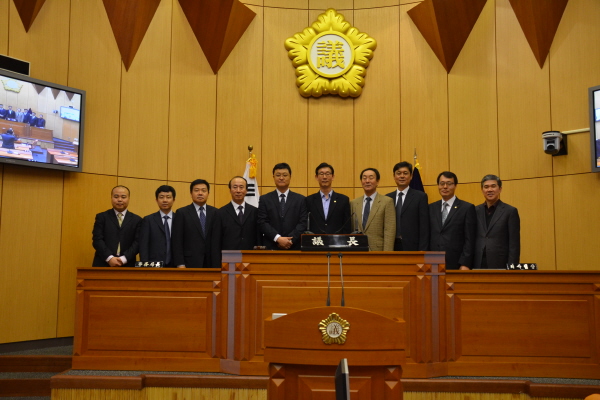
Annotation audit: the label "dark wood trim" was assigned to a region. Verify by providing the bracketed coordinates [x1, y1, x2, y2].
[0, 356, 72, 372]
[0, 378, 51, 397]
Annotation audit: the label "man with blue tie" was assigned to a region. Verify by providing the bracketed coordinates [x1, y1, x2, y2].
[172, 179, 221, 268]
[139, 185, 176, 267]
[258, 163, 307, 250]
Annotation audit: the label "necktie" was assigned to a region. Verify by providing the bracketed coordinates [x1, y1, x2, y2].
[116, 213, 123, 255]
[199, 206, 206, 235]
[442, 202, 449, 225]
[363, 197, 371, 229]
[163, 215, 171, 264]
[395, 192, 404, 237]
[280, 194, 286, 216]
[238, 205, 244, 223]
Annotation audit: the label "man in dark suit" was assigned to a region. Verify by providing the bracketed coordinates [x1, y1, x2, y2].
[258, 162, 307, 250]
[0, 105, 6, 119]
[386, 161, 429, 251]
[429, 171, 476, 270]
[5, 106, 16, 121]
[22, 109, 31, 124]
[36, 114, 45, 128]
[1, 128, 18, 149]
[305, 162, 351, 234]
[172, 179, 221, 268]
[29, 113, 38, 127]
[139, 185, 176, 267]
[219, 176, 260, 250]
[92, 185, 142, 267]
[473, 174, 520, 269]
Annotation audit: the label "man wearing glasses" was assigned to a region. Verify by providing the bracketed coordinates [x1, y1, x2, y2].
[429, 171, 476, 270]
[386, 162, 429, 251]
[305, 162, 351, 234]
[258, 162, 307, 250]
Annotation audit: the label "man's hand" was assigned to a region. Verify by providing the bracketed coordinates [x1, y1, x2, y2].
[459, 265, 470, 271]
[108, 257, 123, 267]
[177, 265, 186, 269]
[276, 236, 293, 249]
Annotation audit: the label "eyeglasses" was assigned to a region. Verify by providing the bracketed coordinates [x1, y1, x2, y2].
[438, 182, 455, 187]
[318, 172, 332, 177]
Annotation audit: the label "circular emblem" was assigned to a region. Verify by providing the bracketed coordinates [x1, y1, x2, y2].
[319, 313, 350, 344]
[307, 31, 355, 78]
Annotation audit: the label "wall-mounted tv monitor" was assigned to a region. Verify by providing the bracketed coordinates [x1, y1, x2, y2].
[0, 68, 85, 172]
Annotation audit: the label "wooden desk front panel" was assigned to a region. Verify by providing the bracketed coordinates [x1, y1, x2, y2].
[446, 271, 600, 378]
[73, 268, 222, 371]
[222, 251, 446, 377]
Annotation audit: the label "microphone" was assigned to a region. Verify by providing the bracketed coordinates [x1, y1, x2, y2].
[305, 211, 314, 234]
[338, 253, 345, 306]
[334, 211, 355, 234]
[351, 212, 362, 234]
[326, 252, 331, 306]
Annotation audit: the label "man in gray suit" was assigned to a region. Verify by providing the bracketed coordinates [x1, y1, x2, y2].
[473, 174, 520, 269]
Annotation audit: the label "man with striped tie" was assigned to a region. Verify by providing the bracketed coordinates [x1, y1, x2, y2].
[171, 179, 221, 268]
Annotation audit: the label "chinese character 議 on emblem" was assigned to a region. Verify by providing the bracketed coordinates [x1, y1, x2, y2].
[312, 236, 325, 246]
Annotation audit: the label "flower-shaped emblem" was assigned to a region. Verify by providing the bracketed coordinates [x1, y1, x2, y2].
[284, 9, 377, 98]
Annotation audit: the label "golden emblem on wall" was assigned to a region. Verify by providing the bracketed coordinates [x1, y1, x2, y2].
[319, 312, 350, 344]
[1, 79, 23, 93]
[284, 9, 377, 98]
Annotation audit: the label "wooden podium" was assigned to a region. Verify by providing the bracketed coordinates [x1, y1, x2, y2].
[264, 306, 405, 400]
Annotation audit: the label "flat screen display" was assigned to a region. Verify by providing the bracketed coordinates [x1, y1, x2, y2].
[590, 85, 600, 172]
[0, 68, 85, 172]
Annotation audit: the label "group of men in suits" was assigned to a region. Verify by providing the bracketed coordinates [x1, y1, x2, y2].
[92, 162, 520, 271]
[0, 104, 46, 127]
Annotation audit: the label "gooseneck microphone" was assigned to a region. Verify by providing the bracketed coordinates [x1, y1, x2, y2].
[305, 212, 314, 234]
[334, 211, 355, 234]
[338, 252, 345, 307]
[351, 212, 362, 234]
[326, 252, 332, 306]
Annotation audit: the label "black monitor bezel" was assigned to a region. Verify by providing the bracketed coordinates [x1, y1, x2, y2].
[590, 84, 600, 173]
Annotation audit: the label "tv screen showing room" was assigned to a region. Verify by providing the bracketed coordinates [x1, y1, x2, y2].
[0, 69, 85, 172]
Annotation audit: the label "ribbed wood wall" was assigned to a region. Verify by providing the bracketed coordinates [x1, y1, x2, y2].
[0, 0, 599, 343]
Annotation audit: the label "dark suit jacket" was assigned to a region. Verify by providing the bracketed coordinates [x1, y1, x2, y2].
[0, 109, 6, 119]
[305, 191, 351, 234]
[258, 190, 307, 250]
[92, 209, 142, 267]
[36, 118, 45, 128]
[22, 114, 30, 124]
[219, 202, 261, 250]
[5, 110, 16, 120]
[1, 133, 17, 149]
[429, 198, 476, 269]
[171, 203, 221, 268]
[139, 211, 174, 265]
[474, 200, 520, 269]
[29, 117, 38, 127]
[386, 188, 429, 251]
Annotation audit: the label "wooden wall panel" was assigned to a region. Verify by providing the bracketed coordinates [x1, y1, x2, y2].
[496, 0, 552, 181]
[118, 0, 171, 180]
[448, 0, 497, 184]
[307, 10, 354, 188]
[215, 5, 262, 186]
[354, 7, 400, 188]
[0, 165, 63, 343]
[262, 8, 308, 187]
[0, 0, 7, 54]
[69, 0, 121, 176]
[355, 0, 399, 9]
[554, 173, 600, 270]
[118, 177, 166, 220]
[265, 0, 307, 8]
[168, 0, 217, 184]
[56, 173, 116, 337]
[7, 0, 69, 84]
[501, 178, 555, 270]
[309, 1, 353, 11]
[550, 0, 600, 134]
[400, 3, 449, 186]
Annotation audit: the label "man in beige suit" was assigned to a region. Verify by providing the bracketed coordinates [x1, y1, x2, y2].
[350, 168, 396, 251]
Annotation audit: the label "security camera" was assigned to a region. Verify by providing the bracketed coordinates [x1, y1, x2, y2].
[542, 131, 563, 155]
